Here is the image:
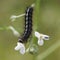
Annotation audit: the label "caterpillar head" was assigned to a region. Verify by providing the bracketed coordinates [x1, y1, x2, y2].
[18, 38, 23, 43]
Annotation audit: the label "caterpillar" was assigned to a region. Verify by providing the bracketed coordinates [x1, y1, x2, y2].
[18, 6, 33, 43]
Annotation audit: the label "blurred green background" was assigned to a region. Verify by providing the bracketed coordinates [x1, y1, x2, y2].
[0, 0, 60, 60]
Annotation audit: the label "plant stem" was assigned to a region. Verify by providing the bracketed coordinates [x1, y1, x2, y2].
[33, 0, 41, 31]
[31, 0, 41, 59]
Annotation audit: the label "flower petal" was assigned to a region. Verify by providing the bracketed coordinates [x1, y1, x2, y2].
[42, 35, 49, 40]
[14, 42, 22, 50]
[19, 46, 25, 55]
[38, 39, 44, 46]
[15, 45, 20, 51]
[10, 14, 25, 22]
[9, 26, 20, 37]
[35, 31, 40, 38]
[15, 42, 25, 54]
[10, 15, 17, 19]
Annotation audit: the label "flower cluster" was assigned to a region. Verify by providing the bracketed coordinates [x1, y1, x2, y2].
[35, 31, 49, 46]
[14, 31, 49, 55]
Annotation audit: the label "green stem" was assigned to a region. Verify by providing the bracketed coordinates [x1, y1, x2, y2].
[32, 0, 41, 45]
[33, 0, 41, 31]
[0, 27, 4, 30]
[30, 0, 41, 58]
[0, 26, 10, 31]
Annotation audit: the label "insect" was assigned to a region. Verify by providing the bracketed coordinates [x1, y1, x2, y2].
[18, 6, 33, 43]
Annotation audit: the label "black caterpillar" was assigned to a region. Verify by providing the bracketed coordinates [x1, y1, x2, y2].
[18, 6, 33, 43]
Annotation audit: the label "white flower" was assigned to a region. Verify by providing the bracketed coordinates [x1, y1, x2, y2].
[10, 3, 35, 22]
[15, 42, 25, 55]
[10, 13, 25, 22]
[35, 31, 49, 46]
[9, 26, 20, 37]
